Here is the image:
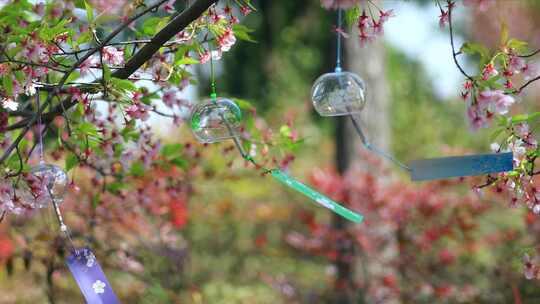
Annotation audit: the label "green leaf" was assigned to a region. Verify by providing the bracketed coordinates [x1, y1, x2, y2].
[170, 157, 188, 169]
[84, 1, 94, 23]
[2, 76, 12, 96]
[507, 38, 528, 52]
[106, 181, 127, 193]
[232, 24, 257, 43]
[130, 161, 145, 177]
[161, 143, 183, 158]
[76, 122, 98, 137]
[65, 153, 79, 172]
[500, 21, 509, 45]
[279, 125, 291, 138]
[175, 57, 199, 66]
[111, 77, 137, 91]
[231, 98, 255, 111]
[102, 64, 111, 81]
[345, 7, 360, 27]
[489, 128, 505, 141]
[65, 72, 81, 84]
[460, 42, 489, 59]
[511, 112, 540, 124]
[142, 17, 169, 36]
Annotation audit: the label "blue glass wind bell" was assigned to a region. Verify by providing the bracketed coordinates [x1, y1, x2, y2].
[311, 9, 513, 181]
[28, 94, 120, 304]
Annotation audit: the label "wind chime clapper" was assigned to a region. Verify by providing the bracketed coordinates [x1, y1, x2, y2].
[30, 94, 120, 304]
[311, 9, 514, 182]
[189, 45, 363, 223]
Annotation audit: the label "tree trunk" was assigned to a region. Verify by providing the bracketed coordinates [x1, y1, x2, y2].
[331, 15, 398, 303]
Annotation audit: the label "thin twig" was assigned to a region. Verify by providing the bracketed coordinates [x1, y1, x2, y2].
[447, 1, 475, 83]
[516, 75, 540, 94]
[518, 49, 540, 58]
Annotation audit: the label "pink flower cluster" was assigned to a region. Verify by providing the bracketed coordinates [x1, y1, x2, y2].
[466, 90, 515, 130]
[125, 93, 150, 121]
[102, 46, 124, 66]
[357, 9, 394, 46]
[523, 252, 540, 280]
[199, 9, 239, 64]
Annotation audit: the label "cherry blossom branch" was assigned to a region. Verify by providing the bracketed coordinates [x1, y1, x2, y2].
[25, 0, 217, 129]
[0, 58, 68, 73]
[516, 75, 540, 93]
[0, 0, 171, 165]
[112, 0, 218, 79]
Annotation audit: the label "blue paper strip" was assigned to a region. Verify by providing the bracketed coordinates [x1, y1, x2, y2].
[409, 152, 513, 181]
[66, 248, 120, 304]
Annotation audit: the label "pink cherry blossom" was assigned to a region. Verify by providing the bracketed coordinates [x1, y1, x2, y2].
[477, 89, 515, 115]
[199, 50, 222, 64]
[163, 0, 176, 13]
[163, 90, 179, 108]
[438, 9, 449, 28]
[467, 106, 488, 130]
[482, 63, 498, 80]
[79, 56, 99, 76]
[523, 253, 536, 280]
[217, 29, 236, 52]
[1, 98, 18, 111]
[240, 6, 252, 16]
[102, 46, 124, 66]
[90, 0, 126, 13]
[508, 55, 526, 74]
[379, 9, 395, 23]
[494, 95, 514, 115]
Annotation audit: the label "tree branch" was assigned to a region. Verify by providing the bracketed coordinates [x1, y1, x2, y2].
[519, 49, 540, 58]
[447, 1, 475, 83]
[112, 0, 218, 79]
[517, 75, 540, 94]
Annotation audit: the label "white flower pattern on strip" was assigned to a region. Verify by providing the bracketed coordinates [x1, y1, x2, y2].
[92, 280, 106, 294]
[85, 250, 96, 268]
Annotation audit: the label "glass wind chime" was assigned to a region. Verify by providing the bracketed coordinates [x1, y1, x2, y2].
[189, 31, 362, 223]
[311, 9, 514, 181]
[30, 94, 119, 303]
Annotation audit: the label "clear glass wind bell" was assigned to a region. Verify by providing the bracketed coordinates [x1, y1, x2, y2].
[24, 92, 69, 208]
[311, 9, 366, 117]
[28, 163, 69, 208]
[190, 97, 242, 143]
[311, 70, 366, 116]
[189, 39, 243, 144]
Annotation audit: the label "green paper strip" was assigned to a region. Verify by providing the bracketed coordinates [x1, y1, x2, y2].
[270, 169, 363, 223]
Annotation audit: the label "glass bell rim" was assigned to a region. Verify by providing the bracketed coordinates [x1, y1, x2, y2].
[193, 133, 237, 144]
[190, 97, 243, 129]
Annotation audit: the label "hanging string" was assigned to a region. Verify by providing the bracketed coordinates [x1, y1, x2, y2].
[48, 188, 76, 252]
[350, 115, 411, 171]
[335, 8, 343, 73]
[36, 93, 44, 163]
[332, 8, 410, 171]
[36, 86, 76, 251]
[206, 14, 269, 172]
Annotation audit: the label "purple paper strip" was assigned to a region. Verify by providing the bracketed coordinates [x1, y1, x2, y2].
[66, 248, 120, 304]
